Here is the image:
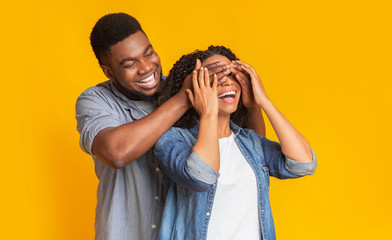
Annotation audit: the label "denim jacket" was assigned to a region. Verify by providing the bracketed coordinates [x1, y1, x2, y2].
[154, 121, 317, 240]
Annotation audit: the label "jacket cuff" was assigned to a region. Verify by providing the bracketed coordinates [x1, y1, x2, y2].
[285, 147, 317, 176]
[186, 151, 220, 185]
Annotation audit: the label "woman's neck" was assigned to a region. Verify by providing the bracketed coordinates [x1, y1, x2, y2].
[217, 114, 232, 138]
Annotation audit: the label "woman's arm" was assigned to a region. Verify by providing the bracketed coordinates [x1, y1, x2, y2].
[153, 66, 220, 192]
[186, 67, 220, 171]
[235, 60, 313, 163]
[154, 128, 219, 192]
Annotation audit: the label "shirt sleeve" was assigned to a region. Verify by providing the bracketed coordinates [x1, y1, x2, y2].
[154, 128, 219, 192]
[261, 137, 317, 179]
[75, 89, 123, 156]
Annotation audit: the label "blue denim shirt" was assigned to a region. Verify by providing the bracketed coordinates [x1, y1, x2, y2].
[154, 121, 317, 240]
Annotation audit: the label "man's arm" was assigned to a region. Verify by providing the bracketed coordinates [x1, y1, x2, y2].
[245, 106, 266, 136]
[88, 61, 208, 169]
[92, 91, 191, 169]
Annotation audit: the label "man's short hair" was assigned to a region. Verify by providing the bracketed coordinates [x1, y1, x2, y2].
[90, 13, 145, 65]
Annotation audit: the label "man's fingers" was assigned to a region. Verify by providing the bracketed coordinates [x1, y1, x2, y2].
[216, 69, 231, 85]
[212, 74, 218, 90]
[204, 61, 223, 73]
[206, 61, 231, 81]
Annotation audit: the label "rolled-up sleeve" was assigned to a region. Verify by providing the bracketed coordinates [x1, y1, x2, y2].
[284, 147, 317, 176]
[154, 128, 219, 192]
[261, 136, 317, 179]
[75, 89, 122, 156]
[186, 151, 220, 185]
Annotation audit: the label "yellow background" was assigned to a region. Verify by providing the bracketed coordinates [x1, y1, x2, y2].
[1, 0, 391, 239]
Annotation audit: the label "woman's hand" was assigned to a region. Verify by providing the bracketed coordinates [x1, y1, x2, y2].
[186, 67, 218, 117]
[230, 60, 268, 108]
[187, 67, 220, 172]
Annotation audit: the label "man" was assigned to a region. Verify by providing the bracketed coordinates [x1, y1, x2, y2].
[76, 13, 265, 240]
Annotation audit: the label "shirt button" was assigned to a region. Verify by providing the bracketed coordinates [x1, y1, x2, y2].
[261, 209, 264, 213]
[259, 181, 262, 185]
[156, 168, 160, 172]
[206, 212, 210, 216]
[155, 196, 159, 200]
[305, 171, 311, 174]
[152, 224, 157, 229]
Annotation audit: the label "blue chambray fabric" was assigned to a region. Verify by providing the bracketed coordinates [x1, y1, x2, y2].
[154, 121, 317, 240]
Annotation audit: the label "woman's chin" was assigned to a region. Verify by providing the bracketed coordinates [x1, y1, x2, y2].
[218, 107, 238, 118]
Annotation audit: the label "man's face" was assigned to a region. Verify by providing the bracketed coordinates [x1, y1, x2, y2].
[102, 31, 162, 100]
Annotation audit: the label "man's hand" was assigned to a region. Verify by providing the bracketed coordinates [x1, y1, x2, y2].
[204, 61, 231, 84]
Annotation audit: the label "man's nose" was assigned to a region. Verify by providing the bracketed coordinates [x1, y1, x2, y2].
[138, 59, 153, 74]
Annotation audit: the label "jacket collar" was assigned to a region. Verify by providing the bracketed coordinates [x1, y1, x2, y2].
[189, 120, 247, 137]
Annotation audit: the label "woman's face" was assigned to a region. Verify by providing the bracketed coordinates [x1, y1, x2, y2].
[201, 55, 241, 116]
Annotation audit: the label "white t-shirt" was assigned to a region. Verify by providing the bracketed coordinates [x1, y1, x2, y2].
[206, 132, 261, 240]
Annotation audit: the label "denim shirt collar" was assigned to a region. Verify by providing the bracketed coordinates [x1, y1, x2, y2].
[189, 120, 248, 137]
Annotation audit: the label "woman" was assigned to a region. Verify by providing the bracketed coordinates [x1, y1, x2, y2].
[154, 46, 317, 240]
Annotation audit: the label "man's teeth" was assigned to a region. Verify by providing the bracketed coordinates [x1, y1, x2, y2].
[138, 73, 155, 85]
[218, 91, 236, 98]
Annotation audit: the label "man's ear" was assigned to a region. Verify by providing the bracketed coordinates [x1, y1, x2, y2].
[101, 65, 114, 81]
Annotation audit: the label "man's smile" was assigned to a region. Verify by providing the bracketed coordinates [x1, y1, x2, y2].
[136, 71, 158, 89]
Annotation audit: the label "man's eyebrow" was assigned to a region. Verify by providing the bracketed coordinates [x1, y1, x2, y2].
[120, 45, 153, 65]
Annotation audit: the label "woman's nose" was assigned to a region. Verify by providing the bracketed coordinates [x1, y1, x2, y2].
[219, 73, 235, 86]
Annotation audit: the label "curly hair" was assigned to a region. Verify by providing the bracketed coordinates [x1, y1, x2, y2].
[155, 45, 248, 129]
[90, 13, 145, 65]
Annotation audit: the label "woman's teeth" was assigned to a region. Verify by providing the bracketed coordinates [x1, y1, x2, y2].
[218, 91, 236, 98]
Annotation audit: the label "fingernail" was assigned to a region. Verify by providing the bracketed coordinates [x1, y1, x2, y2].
[225, 70, 230, 74]
[205, 68, 208, 71]
[223, 65, 227, 69]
